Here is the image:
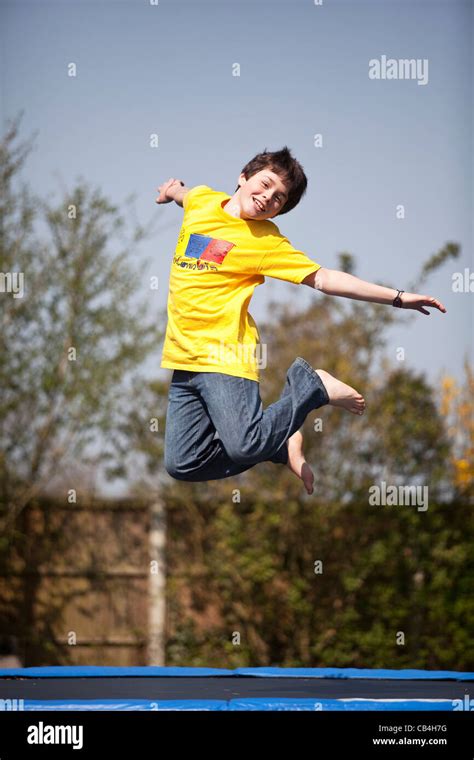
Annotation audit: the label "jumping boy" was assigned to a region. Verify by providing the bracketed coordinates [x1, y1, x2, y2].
[155, 147, 446, 495]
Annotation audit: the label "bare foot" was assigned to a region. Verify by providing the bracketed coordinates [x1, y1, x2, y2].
[286, 430, 314, 495]
[315, 368, 366, 415]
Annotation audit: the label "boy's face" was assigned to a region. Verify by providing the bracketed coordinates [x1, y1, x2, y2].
[237, 169, 289, 220]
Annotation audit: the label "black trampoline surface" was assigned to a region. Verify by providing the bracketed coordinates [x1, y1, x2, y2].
[0, 676, 470, 701]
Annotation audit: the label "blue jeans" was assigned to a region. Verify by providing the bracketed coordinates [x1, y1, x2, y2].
[164, 357, 330, 481]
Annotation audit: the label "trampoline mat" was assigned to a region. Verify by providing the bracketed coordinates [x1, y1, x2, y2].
[0, 676, 470, 701]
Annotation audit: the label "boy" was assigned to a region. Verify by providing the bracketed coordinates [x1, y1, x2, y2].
[156, 147, 446, 495]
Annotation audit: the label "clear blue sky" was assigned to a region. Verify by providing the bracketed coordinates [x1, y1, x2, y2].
[1, 0, 472, 392]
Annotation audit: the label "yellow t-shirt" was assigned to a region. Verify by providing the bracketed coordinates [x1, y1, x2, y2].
[160, 185, 321, 382]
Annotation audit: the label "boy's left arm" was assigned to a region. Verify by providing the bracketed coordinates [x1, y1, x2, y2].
[302, 268, 447, 315]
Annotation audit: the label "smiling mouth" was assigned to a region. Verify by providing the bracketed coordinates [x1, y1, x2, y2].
[253, 197, 266, 213]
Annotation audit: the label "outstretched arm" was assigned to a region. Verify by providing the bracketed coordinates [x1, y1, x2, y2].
[155, 177, 190, 208]
[302, 268, 447, 315]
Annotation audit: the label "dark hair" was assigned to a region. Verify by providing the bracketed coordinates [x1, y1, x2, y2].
[235, 146, 308, 215]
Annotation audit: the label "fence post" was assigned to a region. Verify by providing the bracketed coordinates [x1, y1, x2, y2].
[148, 498, 166, 665]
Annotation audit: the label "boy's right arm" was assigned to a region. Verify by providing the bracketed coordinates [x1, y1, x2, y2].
[155, 177, 190, 208]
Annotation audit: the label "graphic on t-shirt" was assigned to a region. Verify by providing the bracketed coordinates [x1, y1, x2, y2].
[183, 233, 235, 264]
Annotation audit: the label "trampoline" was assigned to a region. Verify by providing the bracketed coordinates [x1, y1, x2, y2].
[1, 666, 473, 711]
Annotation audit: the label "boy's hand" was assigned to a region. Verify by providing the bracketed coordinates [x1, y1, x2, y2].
[155, 178, 184, 204]
[400, 292, 447, 315]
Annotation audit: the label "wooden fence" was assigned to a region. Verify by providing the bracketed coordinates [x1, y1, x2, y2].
[0, 496, 166, 667]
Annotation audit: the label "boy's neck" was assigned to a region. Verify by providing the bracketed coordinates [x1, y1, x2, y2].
[222, 191, 243, 219]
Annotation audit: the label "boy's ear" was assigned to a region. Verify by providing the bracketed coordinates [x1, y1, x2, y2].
[238, 172, 247, 187]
